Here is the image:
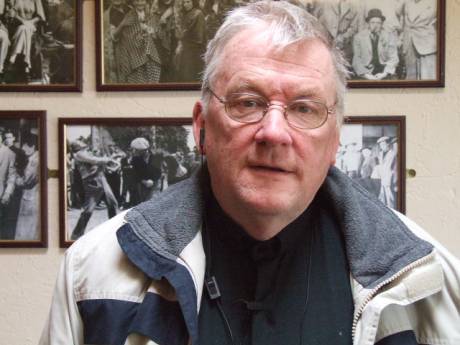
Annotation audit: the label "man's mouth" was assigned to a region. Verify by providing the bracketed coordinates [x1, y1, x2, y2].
[251, 165, 290, 173]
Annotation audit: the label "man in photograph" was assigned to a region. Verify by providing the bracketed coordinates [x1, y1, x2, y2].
[0, 0, 9, 80]
[376, 136, 397, 209]
[2, 129, 26, 239]
[396, 0, 437, 80]
[313, 0, 359, 65]
[130, 137, 164, 202]
[70, 140, 118, 240]
[352, 8, 399, 80]
[0, 128, 16, 239]
[41, 2, 460, 345]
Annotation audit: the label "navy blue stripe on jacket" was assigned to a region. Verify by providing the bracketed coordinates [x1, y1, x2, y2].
[376, 330, 425, 345]
[78, 293, 188, 345]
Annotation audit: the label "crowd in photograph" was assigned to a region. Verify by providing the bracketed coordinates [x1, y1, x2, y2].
[335, 135, 398, 209]
[0, 0, 75, 84]
[0, 126, 40, 240]
[104, 0, 438, 84]
[66, 134, 200, 240]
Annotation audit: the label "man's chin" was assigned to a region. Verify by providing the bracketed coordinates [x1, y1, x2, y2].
[237, 190, 295, 215]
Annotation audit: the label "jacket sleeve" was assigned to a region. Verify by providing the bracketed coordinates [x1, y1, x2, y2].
[39, 247, 84, 345]
[352, 32, 368, 77]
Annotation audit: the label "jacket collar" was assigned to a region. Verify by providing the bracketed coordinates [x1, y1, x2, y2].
[121, 166, 433, 289]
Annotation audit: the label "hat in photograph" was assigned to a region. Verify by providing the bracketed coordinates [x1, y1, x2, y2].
[377, 136, 390, 144]
[71, 140, 88, 151]
[130, 137, 150, 150]
[366, 8, 385, 22]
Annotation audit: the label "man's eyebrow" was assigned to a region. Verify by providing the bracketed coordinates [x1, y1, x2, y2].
[226, 80, 261, 94]
[227, 80, 325, 100]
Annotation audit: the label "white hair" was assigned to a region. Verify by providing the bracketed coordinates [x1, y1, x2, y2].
[200, 0, 349, 127]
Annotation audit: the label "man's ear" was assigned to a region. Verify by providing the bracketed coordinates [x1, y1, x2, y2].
[193, 101, 206, 154]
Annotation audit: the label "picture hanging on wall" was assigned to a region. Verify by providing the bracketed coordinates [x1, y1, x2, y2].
[96, 0, 444, 91]
[337, 116, 406, 213]
[59, 117, 198, 247]
[0, 111, 48, 248]
[0, 0, 82, 92]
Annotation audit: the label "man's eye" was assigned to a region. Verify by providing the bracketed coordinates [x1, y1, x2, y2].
[291, 102, 314, 114]
[289, 102, 318, 115]
[239, 99, 263, 108]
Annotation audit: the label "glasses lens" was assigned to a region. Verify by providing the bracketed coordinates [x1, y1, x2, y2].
[226, 94, 266, 123]
[286, 100, 328, 129]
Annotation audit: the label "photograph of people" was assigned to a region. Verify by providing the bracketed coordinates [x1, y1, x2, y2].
[64, 123, 197, 242]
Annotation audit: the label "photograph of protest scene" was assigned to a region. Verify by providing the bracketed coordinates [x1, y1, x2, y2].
[0, 111, 47, 248]
[59, 117, 199, 247]
[335, 116, 405, 212]
[0, 0, 81, 91]
[97, 0, 444, 90]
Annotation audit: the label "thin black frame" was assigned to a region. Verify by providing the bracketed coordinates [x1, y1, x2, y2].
[58, 117, 194, 247]
[0, 0, 83, 92]
[341, 115, 406, 213]
[0, 110, 48, 248]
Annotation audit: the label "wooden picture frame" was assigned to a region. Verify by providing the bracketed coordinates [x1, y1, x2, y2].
[0, 111, 47, 248]
[0, 0, 82, 92]
[59, 117, 197, 247]
[96, 0, 444, 91]
[337, 116, 406, 213]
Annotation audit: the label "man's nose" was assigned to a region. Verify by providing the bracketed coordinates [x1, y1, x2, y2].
[254, 105, 293, 146]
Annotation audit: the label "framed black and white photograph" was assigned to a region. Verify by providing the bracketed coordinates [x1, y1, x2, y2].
[0, 111, 47, 248]
[0, 0, 82, 92]
[336, 116, 405, 212]
[59, 117, 198, 247]
[96, 0, 444, 91]
[314, 0, 445, 88]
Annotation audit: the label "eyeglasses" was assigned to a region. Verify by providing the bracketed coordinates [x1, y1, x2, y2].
[208, 88, 335, 130]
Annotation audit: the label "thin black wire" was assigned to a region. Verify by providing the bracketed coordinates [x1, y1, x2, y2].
[298, 221, 315, 345]
[201, 153, 236, 345]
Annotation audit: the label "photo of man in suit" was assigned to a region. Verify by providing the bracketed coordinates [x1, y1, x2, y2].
[352, 8, 399, 80]
[396, 0, 437, 80]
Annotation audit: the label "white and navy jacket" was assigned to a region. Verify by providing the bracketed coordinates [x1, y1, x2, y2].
[40, 167, 460, 345]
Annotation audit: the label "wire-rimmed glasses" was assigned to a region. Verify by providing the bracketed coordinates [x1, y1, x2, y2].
[208, 88, 335, 130]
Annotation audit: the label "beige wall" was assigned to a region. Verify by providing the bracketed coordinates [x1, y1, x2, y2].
[0, 1, 459, 344]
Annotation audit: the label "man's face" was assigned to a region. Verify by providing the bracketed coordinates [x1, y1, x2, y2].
[4, 133, 14, 147]
[22, 143, 35, 157]
[379, 140, 389, 152]
[134, 0, 146, 10]
[368, 17, 383, 34]
[133, 148, 148, 158]
[193, 29, 340, 229]
[183, 0, 193, 11]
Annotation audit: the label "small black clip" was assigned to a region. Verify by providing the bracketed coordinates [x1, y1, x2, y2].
[205, 276, 221, 300]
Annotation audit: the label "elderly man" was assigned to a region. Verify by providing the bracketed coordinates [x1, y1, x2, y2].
[40, 2, 460, 345]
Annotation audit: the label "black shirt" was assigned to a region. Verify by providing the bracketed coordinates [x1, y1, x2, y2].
[198, 192, 354, 345]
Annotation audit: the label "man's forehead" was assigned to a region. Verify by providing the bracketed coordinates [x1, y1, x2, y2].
[215, 28, 336, 100]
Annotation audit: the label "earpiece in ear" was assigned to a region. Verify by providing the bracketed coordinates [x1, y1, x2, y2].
[199, 128, 205, 153]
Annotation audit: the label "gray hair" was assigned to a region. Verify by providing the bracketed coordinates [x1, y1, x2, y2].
[200, 0, 349, 127]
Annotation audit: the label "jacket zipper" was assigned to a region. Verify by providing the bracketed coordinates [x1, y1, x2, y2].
[351, 251, 435, 341]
